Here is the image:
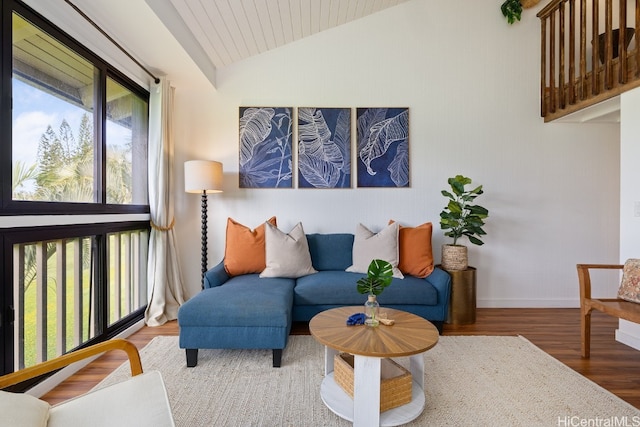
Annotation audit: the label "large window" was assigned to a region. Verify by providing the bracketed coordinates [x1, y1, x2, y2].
[5, 2, 149, 212]
[12, 12, 97, 203]
[1, 1, 151, 379]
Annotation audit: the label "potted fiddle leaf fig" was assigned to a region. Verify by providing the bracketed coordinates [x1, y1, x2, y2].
[440, 175, 489, 271]
[356, 259, 393, 327]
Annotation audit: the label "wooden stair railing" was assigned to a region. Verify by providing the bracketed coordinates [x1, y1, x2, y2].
[537, 0, 640, 122]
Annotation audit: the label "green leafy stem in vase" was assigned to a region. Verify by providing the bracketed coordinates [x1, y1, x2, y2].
[356, 259, 393, 296]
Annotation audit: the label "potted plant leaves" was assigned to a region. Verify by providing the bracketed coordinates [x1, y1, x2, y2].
[501, 0, 541, 24]
[439, 175, 489, 271]
[356, 259, 393, 326]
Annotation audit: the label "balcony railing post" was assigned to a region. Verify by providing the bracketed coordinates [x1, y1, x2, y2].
[551, 11, 557, 112]
[123, 232, 131, 318]
[35, 242, 47, 364]
[13, 244, 26, 370]
[592, 0, 600, 95]
[55, 240, 67, 355]
[131, 231, 140, 311]
[560, 1, 567, 108]
[569, 0, 577, 103]
[580, 0, 588, 98]
[73, 238, 84, 347]
[604, 0, 613, 88]
[541, 18, 548, 116]
[112, 233, 122, 323]
[620, 0, 628, 83]
[139, 230, 149, 307]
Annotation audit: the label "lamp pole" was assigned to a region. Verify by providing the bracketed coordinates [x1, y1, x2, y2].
[200, 189, 208, 286]
[184, 160, 223, 288]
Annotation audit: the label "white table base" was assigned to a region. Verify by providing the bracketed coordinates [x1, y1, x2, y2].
[320, 347, 426, 427]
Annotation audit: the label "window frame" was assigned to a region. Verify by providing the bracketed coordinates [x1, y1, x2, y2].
[0, 0, 152, 383]
[1, 0, 151, 215]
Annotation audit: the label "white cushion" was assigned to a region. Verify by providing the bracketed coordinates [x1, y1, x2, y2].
[0, 390, 50, 427]
[260, 222, 317, 278]
[346, 222, 404, 278]
[48, 371, 174, 427]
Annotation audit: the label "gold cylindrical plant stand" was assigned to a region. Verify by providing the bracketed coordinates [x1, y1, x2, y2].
[442, 266, 477, 325]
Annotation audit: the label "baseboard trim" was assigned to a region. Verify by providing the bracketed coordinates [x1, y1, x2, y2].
[615, 326, 640, 351]
[477, 299, 579, 308]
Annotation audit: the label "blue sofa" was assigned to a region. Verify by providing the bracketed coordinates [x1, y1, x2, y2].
[178, 233, 451, 367]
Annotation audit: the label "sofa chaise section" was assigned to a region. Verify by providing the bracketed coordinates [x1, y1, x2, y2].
[178, 269, 294, 368]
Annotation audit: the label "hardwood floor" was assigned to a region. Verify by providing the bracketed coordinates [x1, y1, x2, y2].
[40, 308, 640, 408]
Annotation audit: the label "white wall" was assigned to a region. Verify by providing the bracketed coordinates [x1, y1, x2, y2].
[169, 1, 621, 301]
[617, 87, 640, 349]
[21, 0, 620, 304]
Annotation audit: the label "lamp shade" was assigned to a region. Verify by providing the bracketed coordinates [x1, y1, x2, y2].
[184, 160, 223, 193]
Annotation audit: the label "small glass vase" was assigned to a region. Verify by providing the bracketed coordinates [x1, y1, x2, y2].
[364, 294, 380, 327]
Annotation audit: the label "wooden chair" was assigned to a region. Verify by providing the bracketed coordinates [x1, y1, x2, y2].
[578, 264, 640, 358]
[0, 339, 175, 427]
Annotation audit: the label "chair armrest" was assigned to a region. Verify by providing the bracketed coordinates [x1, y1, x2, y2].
[204, 261, 230, 289]
[0, 339, 142, 389]
[577, 263, 623, 301]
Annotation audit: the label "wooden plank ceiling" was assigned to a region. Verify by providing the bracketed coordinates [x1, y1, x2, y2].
[153, 0, 409, 70]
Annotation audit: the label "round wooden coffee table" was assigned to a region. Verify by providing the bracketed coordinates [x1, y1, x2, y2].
[309, 306, 439, 427]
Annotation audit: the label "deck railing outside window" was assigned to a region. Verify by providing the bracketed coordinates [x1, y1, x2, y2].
[537, 0, 640, 121]
[12, 229, 148, 370]
[107, 231, 148, 326]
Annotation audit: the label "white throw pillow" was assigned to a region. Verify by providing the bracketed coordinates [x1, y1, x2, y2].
[346, 222, 404, 278]
[0, 390, 50, 427]
[260, 222, 317, 279]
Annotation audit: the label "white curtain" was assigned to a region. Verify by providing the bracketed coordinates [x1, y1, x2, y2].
[144, 78, 186, 326]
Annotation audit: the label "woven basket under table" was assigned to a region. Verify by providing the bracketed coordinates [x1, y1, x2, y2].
[333, 352, 413, 412]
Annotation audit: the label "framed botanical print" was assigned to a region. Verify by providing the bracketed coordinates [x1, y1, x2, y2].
[356, 107, 409, 188]
[239, 107, 292, 188]
[297, 107, 351, 188]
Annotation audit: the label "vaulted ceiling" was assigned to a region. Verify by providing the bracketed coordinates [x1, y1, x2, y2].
[145, 0, 409, 85]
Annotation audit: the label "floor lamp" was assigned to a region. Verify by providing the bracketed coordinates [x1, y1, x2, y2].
[184, 160, 223, 287]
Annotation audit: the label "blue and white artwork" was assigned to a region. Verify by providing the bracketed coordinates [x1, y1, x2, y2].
[356, 108, 409, 188]
[298, 107, 351, 188]
[239, 107, 292, 188]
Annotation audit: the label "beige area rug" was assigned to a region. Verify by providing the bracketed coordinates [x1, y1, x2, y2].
[97, 335, 640, 427]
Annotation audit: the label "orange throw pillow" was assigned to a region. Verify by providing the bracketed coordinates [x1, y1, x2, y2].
[224, 217, 277, 276]
[390, 220, 434, 278]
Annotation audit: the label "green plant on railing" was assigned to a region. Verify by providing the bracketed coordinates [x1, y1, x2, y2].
[501, 0, 523, 24]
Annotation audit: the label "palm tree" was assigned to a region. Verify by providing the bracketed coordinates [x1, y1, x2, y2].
[106, 144, 133, 204]
[12, 161, 38, 199]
